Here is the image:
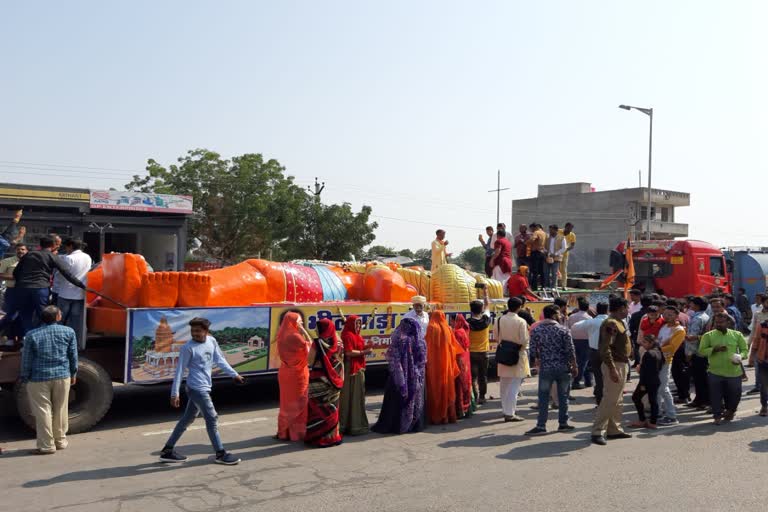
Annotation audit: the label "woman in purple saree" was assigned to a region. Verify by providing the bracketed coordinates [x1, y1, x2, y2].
[372, 318, 427, 434]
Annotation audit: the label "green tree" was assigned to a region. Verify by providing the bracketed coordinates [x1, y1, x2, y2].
[281, 198, 378, 261]
[397, 248, 415, 258]
[455, 246, 486, 273]
[365, 245, 396, 259]
[126, 149, 306, 263]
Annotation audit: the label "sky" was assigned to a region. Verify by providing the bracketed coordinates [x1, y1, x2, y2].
[1, 1, 765, 256]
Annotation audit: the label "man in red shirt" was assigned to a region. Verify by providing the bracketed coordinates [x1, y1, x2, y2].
[490, 226, 513, 285]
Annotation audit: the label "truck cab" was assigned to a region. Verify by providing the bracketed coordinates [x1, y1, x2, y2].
[612, 240, 730, 297]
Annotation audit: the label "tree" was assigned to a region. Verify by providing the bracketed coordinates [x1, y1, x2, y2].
[455, 246, 486, 273]
[126, 149, 377, 263]
[365, 245, 396, 259]
[412, 248, 432, 269]
[397, 248, 415, 258]
[280, 198, 378, 261]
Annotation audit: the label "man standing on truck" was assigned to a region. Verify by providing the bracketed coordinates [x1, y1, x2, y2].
[558, 223, 576, 290]
[431, 229, 451, 273]
[159, 317, 244, 465]
[527, 223, 546, 290]
[53, 239, 92, 349]
[11, 236, 85, 337]
[19, 305, 77, 454]
[0, 243, 28, 347]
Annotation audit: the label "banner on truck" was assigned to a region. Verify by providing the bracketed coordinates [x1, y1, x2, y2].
[126, 307, 271, 383]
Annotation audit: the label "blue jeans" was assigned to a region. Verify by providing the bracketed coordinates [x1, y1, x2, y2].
[573, 339, 592, 386]
[14, 287, 49, 336]
[57, 297, 85, 349]
[165, 388, 225, 453]
[544, 261, 559, 288]
[536, 369, 571, 428]
[657, 361, 677, 419]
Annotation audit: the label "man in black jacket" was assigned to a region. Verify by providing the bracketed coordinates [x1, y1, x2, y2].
[11, 236, 85, 336]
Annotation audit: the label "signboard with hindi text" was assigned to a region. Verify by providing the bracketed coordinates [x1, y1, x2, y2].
[90, 190, 193, 214]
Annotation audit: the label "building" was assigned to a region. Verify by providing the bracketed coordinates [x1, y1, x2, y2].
[512, 182, 689, 273]
[0, 183, 191, 270]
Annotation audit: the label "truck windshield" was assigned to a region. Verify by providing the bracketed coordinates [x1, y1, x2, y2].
[634, 261, 672, 278]
[710, 257, 724, 276]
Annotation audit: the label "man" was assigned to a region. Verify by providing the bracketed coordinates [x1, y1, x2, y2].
[628, 295, 653, 366]
[568, 298, 593, 389]
[706, 298, 735, 331]
[748, 302, 768, 416]
[591, 297, 633, 445]
[495, 297, 529, 421]
[525, 305, 577, 435]
[656, 306, 686, 425]
[747, 295, 768, 395]
[54, 239, 92, 348]
[19, 305, 77, 454]
[0, 209, 26, 259]
[490, 225, 513, 286]
[0, 243, 28, 346]
[430, 229, 451, 273]
[735, 287, 752, 327]
[467, 296, 492, 404]
[403, 296, 429, 343]
[723, 294, 744, 333]
[685, 297, 711, 409]
[12, 236, 86, 336]
[526, 223, 546, 290]
[628, 289, 643, 316]
[574, 302, 609, 405]
[477, 226, 495, 277]
[513, 224, 530, 269]
[544, 225, 567, 289]
[553, 297, 568, 326]
[50, 234, 62, 255]
[699, 312, 748, 425]
[558, 223, 576, 289]
[752, 293, 764, 319]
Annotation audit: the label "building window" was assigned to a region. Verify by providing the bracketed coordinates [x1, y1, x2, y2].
[661, 207, 669, 222]
[639, 206, 656, 220]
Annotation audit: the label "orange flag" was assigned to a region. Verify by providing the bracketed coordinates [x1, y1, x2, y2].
[623, 237, 636, 299]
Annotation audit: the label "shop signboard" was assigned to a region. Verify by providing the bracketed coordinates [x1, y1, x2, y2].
[90, 190, 193, 214]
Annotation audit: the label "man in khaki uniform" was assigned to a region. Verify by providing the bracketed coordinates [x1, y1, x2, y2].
[591, 297, 632, 446]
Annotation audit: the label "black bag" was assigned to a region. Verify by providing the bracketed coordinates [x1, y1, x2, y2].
[496, 340, 521, 366]
[494, 317, 521, 366]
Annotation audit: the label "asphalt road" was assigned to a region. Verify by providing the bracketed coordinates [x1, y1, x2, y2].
[1, 369, 767, 512]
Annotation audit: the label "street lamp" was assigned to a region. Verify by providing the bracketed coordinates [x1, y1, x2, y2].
[619, 104, 654, 241]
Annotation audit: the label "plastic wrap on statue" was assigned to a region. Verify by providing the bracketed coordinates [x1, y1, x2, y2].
[283, 263, 324, 302]
[430, 264, 479, 304]
[397, 267, 432, 300]
[311, 264, 349, 301]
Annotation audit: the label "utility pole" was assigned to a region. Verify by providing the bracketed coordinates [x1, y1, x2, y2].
[487, 170, 510, 226]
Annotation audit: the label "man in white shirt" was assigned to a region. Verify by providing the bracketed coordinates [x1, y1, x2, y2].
[54, 239, 92, 348]
[628, 289, 643, 316]
[544, 225, 567, 289]
[568, 298, 593, 389]
[403, 296, 429, 342]
[573, 302, 609, 405]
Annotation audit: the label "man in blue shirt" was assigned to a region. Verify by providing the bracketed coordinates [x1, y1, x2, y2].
[20, 305, 78, 454]
[525, 305, 577, 435]
[159, 317, 245, 465]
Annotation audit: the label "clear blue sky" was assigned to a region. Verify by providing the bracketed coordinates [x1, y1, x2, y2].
[1, 2, 764, 255]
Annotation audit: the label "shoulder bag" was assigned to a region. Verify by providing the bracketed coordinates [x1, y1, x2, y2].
[495, 316, 521, 366]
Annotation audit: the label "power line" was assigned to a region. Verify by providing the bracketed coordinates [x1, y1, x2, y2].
[0, 160, 145, 173]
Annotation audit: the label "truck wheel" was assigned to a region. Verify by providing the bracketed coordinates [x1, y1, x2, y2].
[15, 357, 114, 434]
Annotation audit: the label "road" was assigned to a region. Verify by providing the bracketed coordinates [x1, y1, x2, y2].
[1, 370, 767, 512]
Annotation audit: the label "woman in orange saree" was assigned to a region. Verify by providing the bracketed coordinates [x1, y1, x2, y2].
[276, 311, 313, 441]
[425, 311, 460, 424]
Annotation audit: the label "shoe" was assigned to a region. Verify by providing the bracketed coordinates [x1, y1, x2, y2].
[657, 417, 679, 426]
[55, 440, 68, 450]
[524, 426, 547, 436]
[747, 388, 760, 395]
[159, 449, 188, 463]
[478, 397, 487, 405]
[606, 432, 632, 440]
[760, 406, 768, 417]
[504, 415, 524, 422]
[557, 424, 575, 432]
[215, 451, 241, 465]
[572, 383, 585, 390]
[567, 395, 576, 402]
[591, 435, 607, 446]
[551, 402, 559, 410]
[722, 410, 735, 423]
[713, 417, 723, 425]
[646, 422, 658, 429]
[684, 401, 702, 408]
[627, 420, 647, 428]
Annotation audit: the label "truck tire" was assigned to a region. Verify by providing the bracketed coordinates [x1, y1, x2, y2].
[15, 357, 114, 434]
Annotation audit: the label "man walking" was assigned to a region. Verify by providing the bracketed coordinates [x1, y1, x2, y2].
[19, 306, 77, 454]
[54, 239, 92, 349]
[699, 312, 748, 425]
[12, 236, 85, 336]
[525, 305, 577, 435]
[591, 297, 633, 446]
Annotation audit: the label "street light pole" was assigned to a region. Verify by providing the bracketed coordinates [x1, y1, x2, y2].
[488, 169, 510, 226]
[619, 104, 654, 240]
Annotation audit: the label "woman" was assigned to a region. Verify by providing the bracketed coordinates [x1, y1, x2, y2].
[507, 266, 540, 302]
[372, 318, 427, 434]
[425, 311, 460, 425]
[305, 318, 344, 447]
[339, 315, 372, 435]
[276, 311, 313, 441]
[452, 314, 474, 418]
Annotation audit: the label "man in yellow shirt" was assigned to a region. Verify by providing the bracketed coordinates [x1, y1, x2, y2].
[558, 223, 576, 290]
[526, 223, 547, 290]
[430, 229, 451, 273]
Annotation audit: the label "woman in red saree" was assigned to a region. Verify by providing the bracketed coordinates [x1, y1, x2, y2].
[425, 311, 460, 424]
[276, 312, 312, 441]
[507, 266, 540, 302]
[452, 314, 474, 418]
[305, 318, 344, 447]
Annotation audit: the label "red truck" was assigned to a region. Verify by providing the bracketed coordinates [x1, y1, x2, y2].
[611, 239, 730, 298]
